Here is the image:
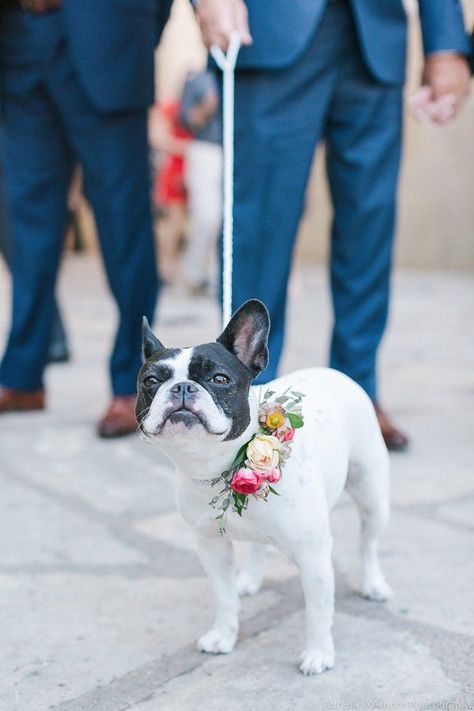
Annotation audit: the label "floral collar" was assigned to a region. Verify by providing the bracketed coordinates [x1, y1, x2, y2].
[207, 387, 306, 534]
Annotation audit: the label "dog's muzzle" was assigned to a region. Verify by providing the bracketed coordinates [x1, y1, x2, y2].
[169, 381, 199, 404]
[162, 381, 207, 429]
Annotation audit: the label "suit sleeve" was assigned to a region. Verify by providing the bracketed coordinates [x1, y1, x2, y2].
[418, 0, 470, 55]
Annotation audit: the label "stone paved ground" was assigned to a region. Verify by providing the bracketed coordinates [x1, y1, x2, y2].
[0, 255, 473, 711]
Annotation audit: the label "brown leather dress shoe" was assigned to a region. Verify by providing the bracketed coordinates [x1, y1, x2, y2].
[0, 386, 45, 414]
[374, 404, 409, 452]
[97, 396, 137, 439]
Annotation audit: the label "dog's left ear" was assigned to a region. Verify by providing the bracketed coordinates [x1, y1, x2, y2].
[217, 299, 270, 376]
[142, 317, 165, 360]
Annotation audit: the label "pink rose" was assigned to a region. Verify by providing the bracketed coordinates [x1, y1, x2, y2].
[263, 467, 281, 484]
[277, 428, 295, 443]
[230, 468, 263, 495]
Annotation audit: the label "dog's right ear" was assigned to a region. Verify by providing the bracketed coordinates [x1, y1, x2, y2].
[142, 317, 165, 360]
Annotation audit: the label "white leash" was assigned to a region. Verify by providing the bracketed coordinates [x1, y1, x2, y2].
[210, 32, 241, 329]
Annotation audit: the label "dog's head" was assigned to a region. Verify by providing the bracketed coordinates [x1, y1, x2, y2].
[136, 300, 270, 444]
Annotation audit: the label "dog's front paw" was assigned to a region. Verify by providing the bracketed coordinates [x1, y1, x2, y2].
[299, 647, 335, 676]
[237, 571, 262, 597]
[361, 576, 393, 602]
[197, 628, 237, 655]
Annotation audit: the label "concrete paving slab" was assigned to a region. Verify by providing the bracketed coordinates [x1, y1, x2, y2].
[0, 571, 281, 711]
[0, 575, 219, 711]
[0, 257, 473, 710]
[0, 475, 146, 567]
[437, 499, 474, 529]
[134, 611, 464, 711]
[0, 420, 176, 519]
[135, 511, 197, 554]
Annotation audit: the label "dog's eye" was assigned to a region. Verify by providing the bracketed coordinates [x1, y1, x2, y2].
[143, 376, 160, 388]
[212, 373, 230, 385]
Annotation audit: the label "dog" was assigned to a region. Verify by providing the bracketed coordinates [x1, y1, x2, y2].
[136, 299, 392, 675]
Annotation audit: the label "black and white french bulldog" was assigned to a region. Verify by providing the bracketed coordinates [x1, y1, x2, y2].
[136, 299, 392, 675]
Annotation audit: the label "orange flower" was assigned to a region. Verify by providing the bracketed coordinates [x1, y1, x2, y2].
[265, 412, 285, 430]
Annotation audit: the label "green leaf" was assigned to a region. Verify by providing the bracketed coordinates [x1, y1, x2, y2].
[290, 390, 306, 399]
[230, 443, 248, 469]
[274, 396, 289, 404]
[268, 485, 281, 496]
[263, 390, 275, 399]
[287, 412, 304, 429]
[230, 491, 248, 516]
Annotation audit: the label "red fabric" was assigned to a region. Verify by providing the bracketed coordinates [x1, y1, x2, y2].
[152, 102, 191, 209]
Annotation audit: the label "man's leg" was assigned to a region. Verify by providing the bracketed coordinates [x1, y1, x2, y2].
[325, 50, 403, 402]
[0, 134, 12, 262]
[49, 50, 158, 400]
[232, 9, 342, 384]
[0, 68, 74, 393]
[0, 131, 70, 366]
[77, 112, 157, 397]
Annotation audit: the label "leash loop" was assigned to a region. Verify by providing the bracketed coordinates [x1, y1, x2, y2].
[210, 32, 241, 329]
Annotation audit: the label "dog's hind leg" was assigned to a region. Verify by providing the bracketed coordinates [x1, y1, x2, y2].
[237, 543, 266, 596]
[346, 445, 393, 602]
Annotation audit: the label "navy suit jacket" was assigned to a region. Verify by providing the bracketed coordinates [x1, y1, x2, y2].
[236, 0, 470, 85]
[0, 0, 172, 113]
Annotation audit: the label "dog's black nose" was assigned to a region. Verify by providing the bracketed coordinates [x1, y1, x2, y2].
[170, 381, 198, 395]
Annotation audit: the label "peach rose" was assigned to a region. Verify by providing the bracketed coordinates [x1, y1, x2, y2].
[246, 434, 280, 472]
[230, 468, 263, 495]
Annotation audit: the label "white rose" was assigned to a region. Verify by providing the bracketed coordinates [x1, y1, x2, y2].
[246, 434, 280, 472]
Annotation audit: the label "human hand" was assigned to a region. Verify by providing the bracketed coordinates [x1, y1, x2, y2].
[195, 0, 252, 52]
[21, 0, 62, 12]
[409, 86, 458, 124]
[411, 53, 471, 125]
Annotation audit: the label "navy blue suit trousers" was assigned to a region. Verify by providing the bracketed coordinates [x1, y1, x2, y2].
[231, 3, 403, 399]
[0, 16, 158, 395]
